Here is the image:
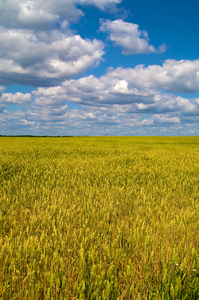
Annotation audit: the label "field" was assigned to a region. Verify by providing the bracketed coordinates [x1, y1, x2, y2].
[0, 136, 199, 299]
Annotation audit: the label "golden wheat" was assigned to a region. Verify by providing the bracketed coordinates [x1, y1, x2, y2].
[0, 136, 199, 299]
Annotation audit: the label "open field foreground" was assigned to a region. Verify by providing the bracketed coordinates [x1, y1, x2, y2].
[0, 136, 199, 299]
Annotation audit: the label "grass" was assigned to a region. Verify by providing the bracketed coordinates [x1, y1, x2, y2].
[0, 136, 199, 299]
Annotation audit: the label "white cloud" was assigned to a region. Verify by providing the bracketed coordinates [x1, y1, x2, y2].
[30, 60, 199, 118]
[0, 27, 104, 86]
[0, 92, 31, 112]
[1, 92, 32, 104]
[100, 19, 167, 54]
[0, 0, 124, 87]
[1, 100, 199, 136]
[157, 59, 199, 93]
[39, 60, 198, 117]
[0, 0, 121, 30]
[153, 115, 181, 124]
[1, 87, 199, 136]
[0, 0, 198, 136]
[0, 86, 4, 94]
[78, 0, 121, 10]
[17, 2, 59, 31]
[106, 59, 199, 93]
[142, 115, 181, 126]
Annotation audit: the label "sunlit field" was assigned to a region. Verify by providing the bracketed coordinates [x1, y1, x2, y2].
[1, 136, 199, 299]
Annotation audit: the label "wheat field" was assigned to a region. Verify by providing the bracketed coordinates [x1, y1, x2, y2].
[0, 136, 199, 299]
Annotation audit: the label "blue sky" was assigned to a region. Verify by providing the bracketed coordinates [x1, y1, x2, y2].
[1, 0, 199, 136]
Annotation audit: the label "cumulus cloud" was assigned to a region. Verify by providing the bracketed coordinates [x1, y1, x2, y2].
[100, 19, 167, 54]
[0, 0, 77, 29]
[0, 0, 123, 87]
[1, 92, 31, 104]
[31, 59, 199, 118]
[78, 0, 121, 10]
[141, 115, 181, 126]
[1, 84, 199, 136]
[0, 0, 198, 136]
[0, 27, 104, 86]
[0, 0, 121, 30]
[153, 115, 181, 124]
[105, 59, 199, 93]
[0, 92, 31, 112]
[1, 99, 198, 136]
[0, 86, 4, 95]
[30, 59, 199, 114]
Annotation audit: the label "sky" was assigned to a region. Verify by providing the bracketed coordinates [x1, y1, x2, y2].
[1, 0, 199, 136]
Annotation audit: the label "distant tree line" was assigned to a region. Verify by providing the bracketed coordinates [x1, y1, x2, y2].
[0, 135, 74, 137]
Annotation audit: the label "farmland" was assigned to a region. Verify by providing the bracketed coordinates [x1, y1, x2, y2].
[0, 136, 199, 299]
